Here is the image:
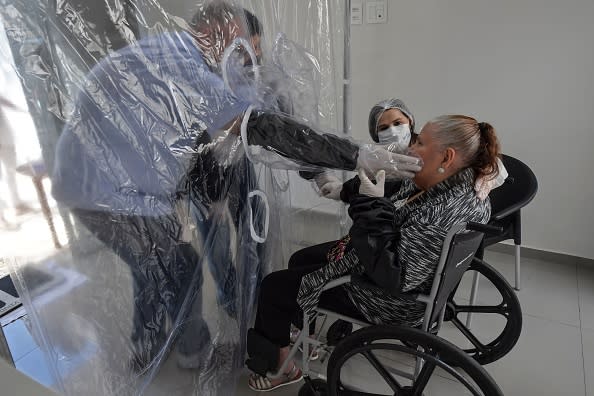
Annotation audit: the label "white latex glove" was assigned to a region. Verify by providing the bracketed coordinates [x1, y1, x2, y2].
[356, 144, 422, 179]
[314, 171, 340, 189]
[312, 172, 343, 200]
[320, 181, 343, 200]
[358, 169, 385, 197]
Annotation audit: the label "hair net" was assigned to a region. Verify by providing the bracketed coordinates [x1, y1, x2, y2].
[368, 98, 415, 143]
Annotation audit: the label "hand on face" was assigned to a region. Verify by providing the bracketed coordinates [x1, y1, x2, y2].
[357, 144, 422, 180]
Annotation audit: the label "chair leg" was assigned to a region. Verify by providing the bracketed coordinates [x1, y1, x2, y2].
[466, 272, 481, 329]
[515, 244, 521, 291]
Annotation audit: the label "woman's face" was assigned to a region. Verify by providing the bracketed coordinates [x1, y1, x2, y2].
[376, 108, 409, 132]
[376, 108, 412, 148]
[409, 122, 446, 190]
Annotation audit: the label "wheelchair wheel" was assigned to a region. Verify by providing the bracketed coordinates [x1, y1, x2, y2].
[445, 259, 522, 365]
[299, 378, 328, 396]
[327, 325, 503, 396]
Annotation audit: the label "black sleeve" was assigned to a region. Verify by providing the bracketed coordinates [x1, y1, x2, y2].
[340, 176, 361, 203]
[247, 110, 359, 171]
[298, 170, 323, 180]
[384, 180, 403, 197]
[347, 196, 403, 296]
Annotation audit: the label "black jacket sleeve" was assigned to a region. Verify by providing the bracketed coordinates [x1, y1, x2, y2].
[348, 196, 403, 296]
[340, 176, 361, 203]
[246, 110, 359, 171]
[340, 177, 404, 204]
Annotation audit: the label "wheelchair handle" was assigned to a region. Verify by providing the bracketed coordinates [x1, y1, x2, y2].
[466, 221, 503, 235]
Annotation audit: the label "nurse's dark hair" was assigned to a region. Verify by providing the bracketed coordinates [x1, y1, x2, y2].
[190, 3, 261, 36]
[244, 9, 263, 36]
[429, 115, 501, 180]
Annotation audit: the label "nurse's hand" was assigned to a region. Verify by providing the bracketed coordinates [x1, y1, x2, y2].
[356, 144, 422, 179]
[358, 169, 385, 197]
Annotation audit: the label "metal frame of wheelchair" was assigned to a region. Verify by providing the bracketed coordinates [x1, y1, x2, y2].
[264, 222, 521, 395]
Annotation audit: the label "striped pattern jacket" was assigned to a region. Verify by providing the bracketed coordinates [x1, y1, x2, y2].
[297, 168, 490, 327]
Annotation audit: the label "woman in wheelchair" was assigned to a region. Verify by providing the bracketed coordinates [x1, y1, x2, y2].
[246, 114, 501, 392]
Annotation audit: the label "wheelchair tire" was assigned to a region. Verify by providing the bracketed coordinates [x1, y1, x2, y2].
[327, 325, 503, 395]
[327, 319, 353, 346]
[445, 259, 522, 365]
[298, 379, 328, 396]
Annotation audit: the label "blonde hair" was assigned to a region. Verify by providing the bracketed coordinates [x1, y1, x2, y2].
[429, 115, 501, 179]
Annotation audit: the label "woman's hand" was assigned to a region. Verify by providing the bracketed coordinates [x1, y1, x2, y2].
[358, 169, 385, 197]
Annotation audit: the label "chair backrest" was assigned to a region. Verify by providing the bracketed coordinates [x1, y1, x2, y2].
[489, 154, 538, 220]
[428, 229, 485, 325]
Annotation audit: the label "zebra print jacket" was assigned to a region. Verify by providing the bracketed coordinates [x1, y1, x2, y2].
[296, 167, 490, 327]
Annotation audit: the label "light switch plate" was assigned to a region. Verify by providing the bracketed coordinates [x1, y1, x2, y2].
[351, 0, 363, 25]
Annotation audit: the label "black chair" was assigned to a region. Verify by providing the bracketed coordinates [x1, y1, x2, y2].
[466, 154, 537, 327]
[476, 154, 538, 292]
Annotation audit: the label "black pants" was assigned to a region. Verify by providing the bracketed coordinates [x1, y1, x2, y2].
[254, 242, 363, 348]
[287, 240, 337, 270]
[72, 209, 210, 360]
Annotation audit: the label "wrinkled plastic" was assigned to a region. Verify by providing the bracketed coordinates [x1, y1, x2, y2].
[0, 0, 355, 395]
[357, 144, 422, 180]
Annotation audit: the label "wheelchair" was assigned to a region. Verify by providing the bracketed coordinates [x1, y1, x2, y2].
[247, 221, 521, 395]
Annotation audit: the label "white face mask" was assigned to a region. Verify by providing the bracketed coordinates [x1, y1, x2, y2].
[377, 124, 411, 152]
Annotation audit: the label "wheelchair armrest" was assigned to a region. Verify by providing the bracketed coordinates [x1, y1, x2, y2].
[467, 221, 504, 235]
[491, 207, 520, 221]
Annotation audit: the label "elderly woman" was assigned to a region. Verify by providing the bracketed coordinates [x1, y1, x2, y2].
[247, 114, 501, 392]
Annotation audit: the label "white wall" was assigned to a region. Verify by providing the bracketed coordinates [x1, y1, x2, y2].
[350, 0, 594, 259]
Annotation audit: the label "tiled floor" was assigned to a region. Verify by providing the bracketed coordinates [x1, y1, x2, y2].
[1, 248, 593, 395]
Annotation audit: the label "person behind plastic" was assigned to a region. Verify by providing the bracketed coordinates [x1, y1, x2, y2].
[50, 1, 421, 374]
[246, 115, 501, 392]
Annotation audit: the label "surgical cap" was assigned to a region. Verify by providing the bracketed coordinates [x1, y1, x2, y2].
[368, 98, 415, 143]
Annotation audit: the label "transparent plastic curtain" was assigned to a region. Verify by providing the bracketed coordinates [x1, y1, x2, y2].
[0, 0, 347, 395]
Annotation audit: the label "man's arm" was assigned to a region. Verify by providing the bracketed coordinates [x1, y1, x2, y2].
[244, 109, 359, 170]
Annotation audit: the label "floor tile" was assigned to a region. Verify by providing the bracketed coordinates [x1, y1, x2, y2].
[482, 314, 584, 396]
[454, 251, 580, 327]
[15, 347, 54, 388]
[2, 317, 38, 361]
[583, 328, 594, 396]
[578, 264, 594, 330]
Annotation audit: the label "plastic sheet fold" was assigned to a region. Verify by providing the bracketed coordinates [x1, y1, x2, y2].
[0, 1, 350, 394]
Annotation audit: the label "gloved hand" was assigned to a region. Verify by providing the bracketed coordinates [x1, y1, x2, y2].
[320, 181, 343, 200]
[358, 169, 385, 197]
[314, 171, 339, 188]
[356, 144, 422, 179]
[314, 172, 343, 200]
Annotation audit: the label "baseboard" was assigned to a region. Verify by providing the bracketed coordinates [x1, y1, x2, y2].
[487, 243, 594, 267]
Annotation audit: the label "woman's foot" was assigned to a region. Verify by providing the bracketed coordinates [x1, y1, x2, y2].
[298, 344, 320, 361]
[248, 363, 303, 392]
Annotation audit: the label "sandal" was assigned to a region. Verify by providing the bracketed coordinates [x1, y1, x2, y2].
[248, 364, 303, 392]
[298, 345, 320, 361]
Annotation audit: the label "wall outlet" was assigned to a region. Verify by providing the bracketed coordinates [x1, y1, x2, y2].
[366, 0, 387, 24]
